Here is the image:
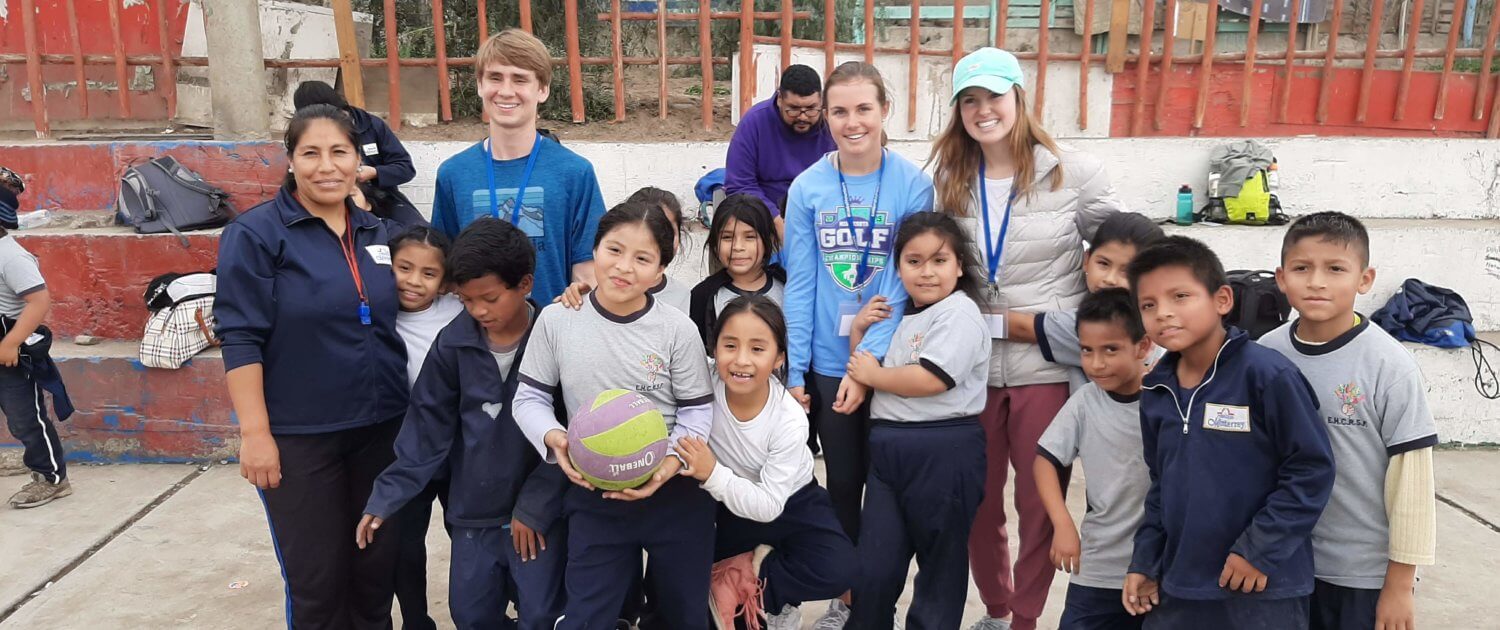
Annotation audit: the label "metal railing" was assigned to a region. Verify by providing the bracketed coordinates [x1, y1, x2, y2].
[5, 1, 1499, 138]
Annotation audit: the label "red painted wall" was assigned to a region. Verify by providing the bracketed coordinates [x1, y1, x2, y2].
[0, 353, 236, 463]
[1111, 61, 1495, 137]
[0, 0, 192, 122]
[16, 231, 221, 339]
[2, 141, 287, 213]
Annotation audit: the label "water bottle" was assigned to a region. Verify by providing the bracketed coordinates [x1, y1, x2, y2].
[1176, 185, 1194, 226]
[1267, 159, 1280, 192]
[17, 210, 51, 230]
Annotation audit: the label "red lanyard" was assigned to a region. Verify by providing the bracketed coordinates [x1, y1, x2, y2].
[337, 210, 372, 326]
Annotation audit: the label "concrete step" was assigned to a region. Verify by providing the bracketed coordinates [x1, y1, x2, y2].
[1, 327, 1496, 466]
[13, 228, 221, 340]
[10, 215, 1493, 340]
[0, 341, 235, 466]
[1164, 218, 1500, 331]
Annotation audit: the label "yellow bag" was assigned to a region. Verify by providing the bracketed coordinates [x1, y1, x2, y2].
[1222, 171, 1273, 224]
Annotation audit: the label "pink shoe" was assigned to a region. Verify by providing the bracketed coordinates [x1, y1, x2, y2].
[708, 551, 765, 630]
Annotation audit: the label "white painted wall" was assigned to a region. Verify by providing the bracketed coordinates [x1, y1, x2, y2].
[400, 137, 1500, 223]
[178, 0, 375, 128]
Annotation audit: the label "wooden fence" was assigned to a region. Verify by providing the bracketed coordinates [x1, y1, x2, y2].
[5, 1, 1500, 138]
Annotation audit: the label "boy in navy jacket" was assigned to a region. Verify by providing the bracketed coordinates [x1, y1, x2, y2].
[1122, 236, 1334, 629]
[359, 218, 568, 629]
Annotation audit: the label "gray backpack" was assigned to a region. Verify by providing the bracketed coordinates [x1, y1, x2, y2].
[117, 156, 236, 246]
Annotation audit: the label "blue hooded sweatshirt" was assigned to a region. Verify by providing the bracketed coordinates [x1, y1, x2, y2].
[215, 187, 409, 435]
[1130, 327, 1335, 600]
[364, 307, 567, 531]
[783, 150, 934, 389]
[724, 96, 837, 215]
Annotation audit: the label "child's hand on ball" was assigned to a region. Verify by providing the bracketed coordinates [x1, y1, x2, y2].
[604, 456, 681, 501]
[676, 437, 716, 482]
[545, 429, 595, 490]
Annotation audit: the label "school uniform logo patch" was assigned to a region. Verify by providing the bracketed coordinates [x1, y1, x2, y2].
[481, 402, 504, 419]
[816, 205, 893, 292]
[1327, 382, 1370, 427]
[637, 353, 666, 392]
[1334, 382, 1365, 417]
[1203, 403, 1251, 432]
[905, 332, 925, 364]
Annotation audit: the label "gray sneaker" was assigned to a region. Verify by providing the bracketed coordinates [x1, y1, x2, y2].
[812, 600, 850, 630]
[965, 617, 1012, 630]
[9, 472, 72, 509]
[765, 604, 802, 630]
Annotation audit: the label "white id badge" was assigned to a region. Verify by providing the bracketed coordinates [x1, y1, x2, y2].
[366, 244, 392, 265]
[361, 142, 379, 156]
[982, 309, 1008, 339]
[980, 287, 1008, 339]
[837, 300, 862, 337]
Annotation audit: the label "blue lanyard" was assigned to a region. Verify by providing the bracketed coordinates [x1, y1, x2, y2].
[835, 149, 885, 292]
[979, 155, 1018, 288]
[484, 132, 542, 226]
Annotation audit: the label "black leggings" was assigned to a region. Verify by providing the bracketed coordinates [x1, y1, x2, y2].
[806, 372, 872, 543]
[258, 419, 403, 630]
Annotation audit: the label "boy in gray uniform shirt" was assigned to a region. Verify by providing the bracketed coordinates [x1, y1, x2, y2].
[0, 168, 71, 509]
[1035, 288, 1154, 630]
[1260, 212, 1437, 630]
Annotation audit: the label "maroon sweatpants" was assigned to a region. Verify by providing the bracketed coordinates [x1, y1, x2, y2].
[966, 382, 1071, 630]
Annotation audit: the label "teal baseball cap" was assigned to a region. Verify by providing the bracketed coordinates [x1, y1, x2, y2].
[951, 48, 1024, 104]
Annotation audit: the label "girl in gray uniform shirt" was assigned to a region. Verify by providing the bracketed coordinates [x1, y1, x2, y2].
[844, 213, 993, 630]
[512, 201, 718, 630]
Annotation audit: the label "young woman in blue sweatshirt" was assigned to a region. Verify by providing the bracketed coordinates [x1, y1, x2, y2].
[217, 105, 410, 630]
[783, 60, 934, 625]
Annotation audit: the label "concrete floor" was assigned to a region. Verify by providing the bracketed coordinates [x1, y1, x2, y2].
[1, 451, 1497, 629]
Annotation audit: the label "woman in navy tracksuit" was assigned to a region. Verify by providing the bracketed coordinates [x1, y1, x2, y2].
[217, 104, 410, 629]
[293, 80, 423, 225]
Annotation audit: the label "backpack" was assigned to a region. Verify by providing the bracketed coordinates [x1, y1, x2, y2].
[117, 156, 236, 246]
[1371, 278, 1498, 399]
[1203, 140, 1289, 226]
[1223, 270, 1291, 340]
[139, 271, 219, 369]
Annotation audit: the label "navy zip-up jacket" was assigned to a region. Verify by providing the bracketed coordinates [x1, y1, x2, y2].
[349, 107, 415, 191]
[1130, 327, 1334, 600]
[364, 307, 568, 532]
[215, 187, 408, 435]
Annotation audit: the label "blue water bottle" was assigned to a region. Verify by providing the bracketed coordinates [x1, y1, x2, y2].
[1175, 184, 1194, 225]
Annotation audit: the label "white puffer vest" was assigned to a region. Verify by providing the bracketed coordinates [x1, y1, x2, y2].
[954, 143, 1128, 387]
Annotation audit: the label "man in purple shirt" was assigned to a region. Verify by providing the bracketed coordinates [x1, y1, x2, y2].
[725, 64, 836, 237]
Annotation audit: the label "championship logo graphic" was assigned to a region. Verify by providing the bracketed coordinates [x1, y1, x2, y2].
[816, 204, 893, 292]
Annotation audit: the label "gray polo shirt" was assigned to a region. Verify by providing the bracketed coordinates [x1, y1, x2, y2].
[1036, 382, 1150, 590]
[870, 292, 990, 422]
[1260, 318, 1439, 589]
[518, 293, 714, 430]
[0, 236, 45, 318]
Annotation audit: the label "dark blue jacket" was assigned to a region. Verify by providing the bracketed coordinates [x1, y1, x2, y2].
[215, 187, 408, 435]
[1130, 327, 1334, 600]
[350, 107, 415, 191]
[364, 307, 568, 532]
